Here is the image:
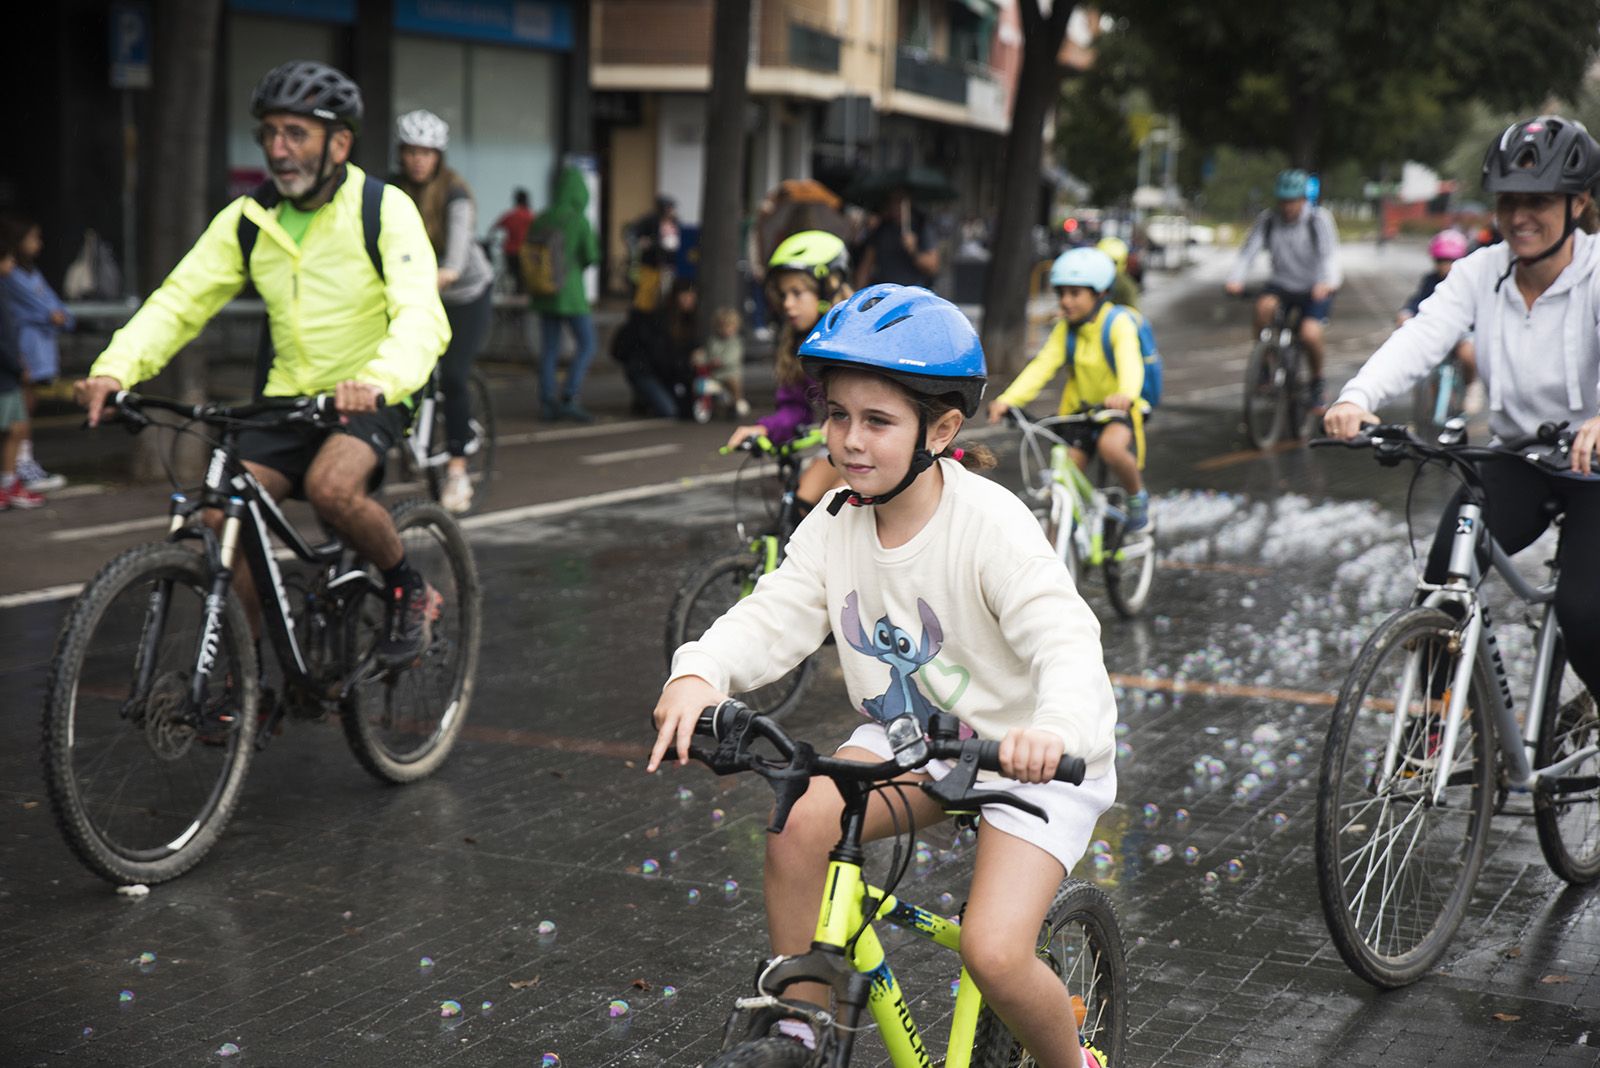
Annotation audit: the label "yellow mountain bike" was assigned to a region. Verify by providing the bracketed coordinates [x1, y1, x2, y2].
[686, 701, 1128, 1067]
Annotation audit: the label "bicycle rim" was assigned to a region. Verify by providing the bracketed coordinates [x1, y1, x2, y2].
[342, 500, 480, 782]
[1243, 341, 1285, 447]
[973, 880, 1127, 1067]
[666, 551, 813, 718]
[1315, 608, 1493, 987]
[1534, 645, 1600, 883]
[42, 544, 257, 884]
[1103, 527, 1156, 619]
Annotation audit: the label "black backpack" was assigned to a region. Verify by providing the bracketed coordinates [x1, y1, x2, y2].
[236, 173, 386, 397]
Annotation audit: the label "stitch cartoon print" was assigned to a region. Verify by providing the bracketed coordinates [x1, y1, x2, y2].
[840, 591, 945, 729]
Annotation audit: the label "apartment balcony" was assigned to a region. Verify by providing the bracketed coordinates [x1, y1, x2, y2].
[894, 46, 968, 105]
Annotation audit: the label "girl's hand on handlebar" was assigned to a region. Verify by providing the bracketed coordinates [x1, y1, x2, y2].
[648, 675, 729, 772]
[1322, 401, 1376, 440]
[998, 727, 1066, 784]
[986, 399, 1011, 425]
[726, 424, 767, 450]
[1572, 415, 1600, 476]
[1103, 393, 1133, 413]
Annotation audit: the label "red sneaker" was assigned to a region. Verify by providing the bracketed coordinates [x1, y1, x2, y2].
[0, 483, 45, 509]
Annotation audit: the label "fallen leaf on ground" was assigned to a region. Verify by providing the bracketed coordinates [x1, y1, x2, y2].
[463, 836, 477, 845]
[509, 977, 541, 990]
[21, 801, 39, 810]
[630, 979, 652, 991]
[1505, 947, 1523, 958]
[1491, 1012, 1521, 1022]
[645, 826, 660, 839]
[342, 926, 362, 937]
[1539, 974, 1571, 985]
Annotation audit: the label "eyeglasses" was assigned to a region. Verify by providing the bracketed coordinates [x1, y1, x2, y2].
[1496, 193, 1562, 214]
[255, 123, 317, 150]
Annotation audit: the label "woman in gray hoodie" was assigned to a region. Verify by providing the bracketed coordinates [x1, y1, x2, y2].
[1326, 115, 1600, 696]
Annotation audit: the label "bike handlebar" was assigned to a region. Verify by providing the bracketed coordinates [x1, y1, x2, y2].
[1310, 421, 1580, 474]
[719, 427, 825, 460]
[105, 391, 355, 432]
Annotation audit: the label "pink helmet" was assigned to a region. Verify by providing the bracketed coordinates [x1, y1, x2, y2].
[1428, 229, 1470, 261]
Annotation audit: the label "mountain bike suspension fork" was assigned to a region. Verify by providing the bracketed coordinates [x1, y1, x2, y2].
[187, 496, 247, 713]
[1427, 503, 1486, 803]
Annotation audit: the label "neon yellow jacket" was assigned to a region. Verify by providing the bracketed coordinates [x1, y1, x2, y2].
[92, 165, 450, 403]
[995, 302, 1144, 416]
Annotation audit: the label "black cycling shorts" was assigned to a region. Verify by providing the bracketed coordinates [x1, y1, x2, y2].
[1060, 411, 1137, 455]
[236, 402, 410, 497]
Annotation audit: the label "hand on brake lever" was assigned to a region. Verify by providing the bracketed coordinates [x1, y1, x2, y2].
[1571, 415, 1600, 476]
[1321, 400, 1376, 440]
[648, 675, 728, 771]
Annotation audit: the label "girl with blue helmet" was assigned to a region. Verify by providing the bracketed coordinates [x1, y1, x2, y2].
[651, 284, 1118, 1067]
[989, 246, 1151, 530]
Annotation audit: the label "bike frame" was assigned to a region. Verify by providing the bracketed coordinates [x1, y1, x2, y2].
[403, 372, 484, 472]
[1043, 434, 1151, 573]
[1396, 501, 1599, 802]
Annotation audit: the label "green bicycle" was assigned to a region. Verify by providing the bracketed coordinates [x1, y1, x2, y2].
[664, 430, 826, 718]
[688, 701, 1128, 1067]
[1006, 408, 1157, 619]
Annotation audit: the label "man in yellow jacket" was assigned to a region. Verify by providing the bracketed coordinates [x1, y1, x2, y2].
[987, 246, 1150, 531]
[76, 61, 451, 666]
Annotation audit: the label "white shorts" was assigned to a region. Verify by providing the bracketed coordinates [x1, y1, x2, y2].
[841, 723, 1117, 875]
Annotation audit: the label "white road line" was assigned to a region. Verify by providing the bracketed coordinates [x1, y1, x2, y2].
[48, 484, 110, 500]
[49, 516, 169, 542]
[580, 443, 683, 465]
[460, 468, 748, 529]
[497, 419, 665, 447]
[0, 583, 86, 609]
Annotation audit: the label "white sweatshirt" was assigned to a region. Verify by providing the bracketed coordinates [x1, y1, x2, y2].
[669, 460, 1119, 778]
[1338, 232, 1600, 441]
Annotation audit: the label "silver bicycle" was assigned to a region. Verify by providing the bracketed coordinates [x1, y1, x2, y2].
[1312, 422, 1600, 988]
[400, 365, 496, 513]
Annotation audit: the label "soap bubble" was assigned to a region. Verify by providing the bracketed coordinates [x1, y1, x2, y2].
[667, 850, 680, 864]
[216, 1042, 240, 1057]
[118, 990, 134, 1003]
[1148, 843, 1174, 865]
[723, 879, 740, 896]
[1182, 846, 1201, 865]
[949, 979, 961, 998]
[1173, 808, 1190, 823]
[440, 1000, 461, 1018]
[1090, 838, 1111, 856]
[1224, 858, 1245, 880]
[480, 1001, 493, 1014]
[1270, 812, 1289, 827]
[1114, 722, 1131, 738]
[641, 859, 661, 876]
[687, 889, 701, 904]
[1140, 803, 1161, 827]
[541, 1056, 562, 1067]
[419, 956, 435, 969]
[607, 999, 629, 1018]
[1115, 741, 1134, 762]
[662, 985, 677, 999]
[710, 809, 725, 824]
[136, 951, 156, 966]
[938, 892, 955, 911]
[675, 787, 694, 802]
[82, 1027, 93, 1037]
[1201, 871, 1220, 890]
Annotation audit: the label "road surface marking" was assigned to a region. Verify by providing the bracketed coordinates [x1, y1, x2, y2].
[581, 443, 683, 465]
[49, 516, 168, 542]
[1191, 439, 1304, 472]
[1111, 672, 1336, 706]
[497, 419, 665, 447]
[0, 582, 86, 609]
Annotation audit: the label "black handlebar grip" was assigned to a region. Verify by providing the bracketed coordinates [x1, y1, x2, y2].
[974, 741, 1087, 785]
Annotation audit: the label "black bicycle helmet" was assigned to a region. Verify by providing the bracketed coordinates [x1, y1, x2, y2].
[1482, 115, 1600, 195]
[251, 60, 364, 134]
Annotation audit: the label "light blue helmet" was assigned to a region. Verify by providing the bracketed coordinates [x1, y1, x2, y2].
[798, 284, 987, 417]
[1275, 168, 1310, 200]
[1049, 247, 1117, 293]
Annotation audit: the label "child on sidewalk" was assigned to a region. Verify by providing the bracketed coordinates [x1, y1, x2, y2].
[694, 307, 749, 417]
[0, 215, 72, 491]
[0, 240, 44, 509]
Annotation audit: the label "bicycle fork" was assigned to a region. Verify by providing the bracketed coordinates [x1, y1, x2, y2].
[188, 496, 247, 715]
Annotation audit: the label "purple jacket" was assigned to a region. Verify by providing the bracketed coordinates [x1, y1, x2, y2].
[760, 375, 819, 444]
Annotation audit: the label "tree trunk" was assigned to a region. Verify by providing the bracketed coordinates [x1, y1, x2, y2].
[697, 0, 751, 339]
[134, 0, 221, 481]
[979, 0, 1075, 377]
[1289, 85, 1322, 170]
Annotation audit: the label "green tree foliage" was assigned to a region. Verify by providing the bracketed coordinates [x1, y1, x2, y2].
[1054, 36, 1143, 203]
[1102, 0, 1600, 170]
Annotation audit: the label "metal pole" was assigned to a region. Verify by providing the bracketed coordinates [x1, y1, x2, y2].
[122, 89, 139, 297]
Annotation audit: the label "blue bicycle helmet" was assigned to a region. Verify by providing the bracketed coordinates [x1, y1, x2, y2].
[1275, 168, 1310, 200]
[1049, 247, 1117, 292]
[799, 285, 987, 512]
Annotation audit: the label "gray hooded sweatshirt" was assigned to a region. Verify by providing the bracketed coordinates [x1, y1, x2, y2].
[1338, 232, 1600, 442]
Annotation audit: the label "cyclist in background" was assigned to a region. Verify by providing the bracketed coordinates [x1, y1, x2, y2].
[988, 247, 1151, 532]
[75, 61, 451, 666]
[1224, 168, 1343, 413]
[651, 285, 1116, 1067]
[1397, 228, 1480, 413]
[1096, 235, 1141, 310]
[392, 108, 495, 514]
[1326, 115, 1600, 700]
[727, 230, 852, 515]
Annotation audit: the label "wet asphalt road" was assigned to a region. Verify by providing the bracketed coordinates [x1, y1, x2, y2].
[2, 243, 1598, 1066]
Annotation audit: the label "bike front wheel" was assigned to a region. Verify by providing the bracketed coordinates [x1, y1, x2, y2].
[41, 542, 258, 885]
[664, 549, 815, 719]
[1533, 642, 1600, 884]
[341, 499, 482, 783]
[1102, 520, 1156, 620]
[1314, 607, 1495, 987]
[424, 368, 497, 514]
[703, 1038, 816, 1067]
[1242, 339, 1286, 448]
[973, 879, 1128, 1068]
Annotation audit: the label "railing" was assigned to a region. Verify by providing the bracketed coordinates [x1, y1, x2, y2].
[788, 21, 841, 73]
[894, 46, 968, 105]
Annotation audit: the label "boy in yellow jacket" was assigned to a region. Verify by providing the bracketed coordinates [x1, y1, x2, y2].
[988, 246, 1149, 530]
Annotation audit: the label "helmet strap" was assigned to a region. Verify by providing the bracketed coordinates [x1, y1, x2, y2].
[826, 411, 937, 515]
[1494, 194, 1579, 292]
[291, 129, 344, 211]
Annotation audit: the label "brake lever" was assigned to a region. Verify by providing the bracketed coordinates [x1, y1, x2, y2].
[921, 748, 1049, 822]
[761, 741, 816, 834]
